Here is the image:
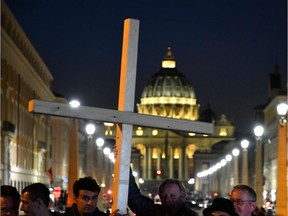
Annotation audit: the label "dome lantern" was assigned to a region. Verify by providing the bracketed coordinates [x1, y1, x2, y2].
[162, 46, 176, 69]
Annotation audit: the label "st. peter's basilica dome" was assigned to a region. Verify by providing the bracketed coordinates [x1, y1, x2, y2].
[137, 46, 200, 120]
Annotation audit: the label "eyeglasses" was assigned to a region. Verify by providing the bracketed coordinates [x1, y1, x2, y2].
[230, 199, 255, 205]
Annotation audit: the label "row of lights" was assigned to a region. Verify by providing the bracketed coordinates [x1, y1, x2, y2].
[69, 99, 115, 162]
[86, 123, 115, 162]
[196, 139, 250, 178]
[196, 102, 286, 178]
[196, 102, 287, 213]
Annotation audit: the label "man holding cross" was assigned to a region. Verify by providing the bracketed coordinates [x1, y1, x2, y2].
[128, 169, 198, 216]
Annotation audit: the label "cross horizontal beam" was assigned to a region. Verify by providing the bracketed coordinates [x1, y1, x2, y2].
[28, 99, 213, 134]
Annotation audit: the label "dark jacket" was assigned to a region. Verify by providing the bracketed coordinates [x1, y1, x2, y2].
[60, 203, 107, 216]
[128, 170, 198, 216]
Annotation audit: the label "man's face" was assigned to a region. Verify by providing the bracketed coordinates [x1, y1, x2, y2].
[159, 183, 184, 209]
[20, 192, 38, 216]
[74, 190, 99, 215]
[230, 189, 256, 216]
[0, 196, 19, 216]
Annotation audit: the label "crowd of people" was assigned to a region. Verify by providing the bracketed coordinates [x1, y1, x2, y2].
[1, 171, 265, 216]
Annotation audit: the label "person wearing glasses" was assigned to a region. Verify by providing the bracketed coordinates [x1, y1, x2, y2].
[230, 185, 257, 216]
[61, 177, 107, 216]
[1, 185, 21, 216]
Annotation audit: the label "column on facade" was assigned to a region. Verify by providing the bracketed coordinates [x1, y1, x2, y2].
[98, 148, 105, 183]
[169, 147, 174, 178]
[233, 156, 239, 185]
[182, 145, 186, 179]
[94, 146, 98, 180]
[86, 137, 94, 177]
[178, 147, 183, 179]
[143, 146, 147, 179]
[226, 161, 232, 189]
[184, 147, 188, 179]
[67, 119, 79, 207]
[147, 146, 152, 179]
[3, 136, 11, 184]
[210, 173, 214, 192]
[157, 146, 161, 180]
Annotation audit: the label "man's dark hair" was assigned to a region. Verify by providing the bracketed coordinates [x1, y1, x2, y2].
[231, 184, 257, 201]
[21, 183, 50, 207]
[158, 179, 187, 199]
[73, 176, 101, 197]
[1, 185, 21, 203]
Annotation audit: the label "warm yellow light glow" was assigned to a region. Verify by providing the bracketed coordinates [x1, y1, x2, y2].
[141, 97, 196, 105]
[174, 148, 180, 159]
[104, 122, 114, 127]
[219, 128, 227, 136]
[136, 127, 144, 136]
[152, 148, 158, 159]
[188, 133, 196, 136]
[186, 145, 197, 159]
[152, 129, 158, 136]
[105, 128, 113, 136]
[162, 60, 176, 68]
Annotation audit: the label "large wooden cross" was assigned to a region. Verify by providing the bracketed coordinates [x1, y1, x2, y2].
[28, 19, 213, 214]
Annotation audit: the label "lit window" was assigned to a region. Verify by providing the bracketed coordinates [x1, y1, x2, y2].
[136, 127, 143, 136]
[162, 60, 176, 68]
[219, 128, 227, 136]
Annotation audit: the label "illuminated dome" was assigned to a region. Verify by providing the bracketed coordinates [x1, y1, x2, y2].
[137, 46, 199, 120]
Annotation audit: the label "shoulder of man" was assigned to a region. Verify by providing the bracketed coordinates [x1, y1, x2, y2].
[50, 211, 62, 216]
[94, 207, 108, 216]
[57, 206, 77, 216]
[178, 202, 198, 216]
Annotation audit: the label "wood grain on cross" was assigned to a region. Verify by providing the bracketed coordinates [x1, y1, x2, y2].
[28, 18, 213, 214]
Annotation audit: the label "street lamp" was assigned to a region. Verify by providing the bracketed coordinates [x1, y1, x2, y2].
[276, 102, 287, 216]
[254, 125, 264, 209]
[69, 99, 80, 108]
[85, 123, 96, 177]
[232, 148, 240, 185]
[96, 137, 105, 149]
[241, 139, 249, 185]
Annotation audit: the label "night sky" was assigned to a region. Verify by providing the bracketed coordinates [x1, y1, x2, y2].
[5, 0, 287, 135]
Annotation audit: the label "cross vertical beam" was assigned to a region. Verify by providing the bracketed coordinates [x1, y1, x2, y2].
[112, 18, 140, 214]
